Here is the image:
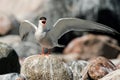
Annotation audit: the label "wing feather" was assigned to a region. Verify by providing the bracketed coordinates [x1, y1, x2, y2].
[47, 18, 119, 41]
[19, 20, 37, 41]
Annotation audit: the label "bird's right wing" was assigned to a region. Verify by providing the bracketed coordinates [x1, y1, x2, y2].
[47, 18, 119, 41]
[19, 20, 37, 41]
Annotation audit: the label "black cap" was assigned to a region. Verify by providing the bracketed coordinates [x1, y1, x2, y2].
[39, 17, 47, 20]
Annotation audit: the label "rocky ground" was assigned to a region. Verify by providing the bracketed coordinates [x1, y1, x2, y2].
[0, 0, 120, 80]
[0, 35, 120, 80]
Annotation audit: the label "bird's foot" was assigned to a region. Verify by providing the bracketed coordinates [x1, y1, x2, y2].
[46, 53, 49, 56]
[41, 53, 45, 56]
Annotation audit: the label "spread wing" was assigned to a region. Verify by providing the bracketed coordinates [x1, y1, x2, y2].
[47, 18, 119, 41]
[19, 20, 37, 42]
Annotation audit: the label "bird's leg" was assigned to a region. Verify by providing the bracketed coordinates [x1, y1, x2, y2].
[41, 48, 45, 55]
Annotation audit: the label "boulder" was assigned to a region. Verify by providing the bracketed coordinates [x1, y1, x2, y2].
[0, 35, 41, 59]
[21, 55, 73, 80]
[64, 34, 120, 59]
[0, 35, 21, 45]
[99, 69, 120, 80]
[67, 60, 88, 80]
[0, 42, 20, 74]
[88, 56, 116, 80]
[13, 42, 41, 58]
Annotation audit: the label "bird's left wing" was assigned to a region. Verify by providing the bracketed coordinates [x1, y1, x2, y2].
[47, 18, 119, 41]
[19, 20, 37, 41]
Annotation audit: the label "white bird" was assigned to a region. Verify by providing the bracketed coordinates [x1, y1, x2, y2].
[19, 17, 118, 54]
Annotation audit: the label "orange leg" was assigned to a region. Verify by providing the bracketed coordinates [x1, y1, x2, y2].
[41, 48, 45, 55]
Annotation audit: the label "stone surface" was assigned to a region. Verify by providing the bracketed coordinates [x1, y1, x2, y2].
[99, 69, 120, 80]
[0, 73, 21, 80]
[0, 35, 41, 58]
[21, 55, 73, 80]
[67, 60, 88, 80]
[0, 42, 20, 74]
[13, 42, 41, 58]
[64, 34, 120, 59]
[88, 56, 116, 80]
[0, 35, 21, 44]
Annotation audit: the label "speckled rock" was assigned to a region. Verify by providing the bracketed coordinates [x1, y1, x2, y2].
[21, 55, 73, 80]
[0, 42, 20, 74]
[67, 60, 88, 80]
[99, 69, 120, 80]
[88, 56, 116, 80]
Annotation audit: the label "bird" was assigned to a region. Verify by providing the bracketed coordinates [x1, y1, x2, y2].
[19, 17, 119, 55]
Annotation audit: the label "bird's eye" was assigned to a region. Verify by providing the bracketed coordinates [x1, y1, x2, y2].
[42, 21, 46, 24]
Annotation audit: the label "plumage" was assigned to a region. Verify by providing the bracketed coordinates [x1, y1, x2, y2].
[19, 20, 37, 42]
[48, 18, 118, 40]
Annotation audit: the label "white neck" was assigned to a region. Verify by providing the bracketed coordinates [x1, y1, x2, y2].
[35, 22, 45, 40]
[37, 22, 44, 33]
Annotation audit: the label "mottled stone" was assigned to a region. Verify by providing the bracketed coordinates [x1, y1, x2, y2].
[21, 55, 73, 80]
[88, 56, 116, 80]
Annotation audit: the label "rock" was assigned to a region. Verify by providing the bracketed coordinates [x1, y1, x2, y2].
[13, 42, 41, 58]
[0, 42, 20, 74]
[0, 35, 41, 58]
[99, 69, 120, 80]
[67, 60, 88, 80]
[0, 13, 19, 36]
[88, 56, 116, 80]
[0, 73, 23, 80]
[21, 55, 73, 80]
[0, 35, 21, 45]
[111, 59, 120, 66]
[64, 34, 120, 59]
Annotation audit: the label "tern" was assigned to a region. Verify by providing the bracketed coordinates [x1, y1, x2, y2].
[19, 17, 118, 54]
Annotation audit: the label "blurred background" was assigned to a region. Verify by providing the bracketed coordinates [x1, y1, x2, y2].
[0, 0, 120, 60]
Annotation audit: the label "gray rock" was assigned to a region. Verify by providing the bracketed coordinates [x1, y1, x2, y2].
[0, 73, 20, 80]
[0, 42, 20, 74]
[67, 60, 88, 80]
[0, 35, 41, 58]
[13, 42, 41, 58]
[0, 35, 21, 45]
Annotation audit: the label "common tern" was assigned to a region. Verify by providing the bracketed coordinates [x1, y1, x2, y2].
[19, 17, 118, 54]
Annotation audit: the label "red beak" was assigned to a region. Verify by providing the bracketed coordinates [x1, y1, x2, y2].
[42, 21, 46, 24]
